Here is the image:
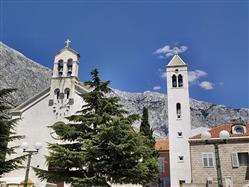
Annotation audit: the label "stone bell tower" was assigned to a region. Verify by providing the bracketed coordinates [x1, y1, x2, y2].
[49, 39, 80, 118]
[166, 49, 192, 186]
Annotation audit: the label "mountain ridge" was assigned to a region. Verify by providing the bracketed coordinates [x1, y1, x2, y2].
[1, 42, 248, 138]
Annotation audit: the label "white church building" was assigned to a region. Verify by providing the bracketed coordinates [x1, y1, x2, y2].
[2, 42, 194, 187]
[2, 41, 141, 187]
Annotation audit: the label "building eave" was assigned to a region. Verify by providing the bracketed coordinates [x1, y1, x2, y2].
[55, 47, 80, 57]
[189, 136, 249, 144]
[11, 87, 50, 115]
[167, 55, 187, 67]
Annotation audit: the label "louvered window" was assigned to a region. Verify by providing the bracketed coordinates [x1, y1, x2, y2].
[231, 152, 239, 168]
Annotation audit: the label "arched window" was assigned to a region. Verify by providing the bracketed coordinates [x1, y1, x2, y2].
[172, 75, 177, 88]
[67, 59, 73, 77]
[58, 60, 64, 77]
[54, 89, 60, 100]
[64, 88, 70, 99]
[234, 126, 244, 134]
[178, 74, 183, 87]
[176, 103, 181, 118]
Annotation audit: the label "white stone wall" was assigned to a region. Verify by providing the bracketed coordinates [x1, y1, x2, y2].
[5, 91, 85, 187]
[166, 61, 192, 186]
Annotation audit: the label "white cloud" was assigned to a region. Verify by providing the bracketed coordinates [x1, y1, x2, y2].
[160, 72, 167, 78]
[153, 86, 161, 90]
[188, 70, 207, 83]
[154, 45, 188, 58]
[199, 81, 214, 90]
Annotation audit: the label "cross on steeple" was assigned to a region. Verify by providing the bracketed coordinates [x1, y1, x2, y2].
[65, 39, 71, 48]
[173, 47, 179, 55]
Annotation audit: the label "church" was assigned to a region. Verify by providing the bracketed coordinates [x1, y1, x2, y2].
[2, 41, 194, 187]
[2, 40, 144, 187]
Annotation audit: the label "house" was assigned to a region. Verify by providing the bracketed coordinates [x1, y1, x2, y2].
[190, 121, 249, 187]
[149, 139, 170, 187]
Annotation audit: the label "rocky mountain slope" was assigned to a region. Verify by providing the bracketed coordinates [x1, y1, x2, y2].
[0, 42, 52, 105]
[1, 42, 248, 138]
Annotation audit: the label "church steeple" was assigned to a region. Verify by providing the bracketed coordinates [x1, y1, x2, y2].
[166, 52, 192, 186]
[49, 40, 80, 118]
[52, 39, 80, 79]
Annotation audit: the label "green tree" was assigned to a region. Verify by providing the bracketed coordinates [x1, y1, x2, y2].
[139, 107, 158, 186]
[140, 107, 154, 140]
[0, 88, 25, 177]
[34, 69, 159, 186]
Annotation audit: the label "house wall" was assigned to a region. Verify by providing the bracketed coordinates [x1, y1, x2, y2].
[190, 140, 249, 187]
[159, 150, 170, 187]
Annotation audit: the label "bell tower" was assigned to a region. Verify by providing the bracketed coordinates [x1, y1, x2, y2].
[166, 49, 192, 186]
[49, 39, 80, 118]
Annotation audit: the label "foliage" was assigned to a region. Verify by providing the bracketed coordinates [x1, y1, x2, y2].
[34, 69, 159, 186]
[140, 107, 154, 141]
[0, 88, 25, 177]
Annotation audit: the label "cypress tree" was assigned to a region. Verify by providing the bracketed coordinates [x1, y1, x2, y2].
[0, 88, 25, 177]
[34, 69, 159, 186]
[140, 107, 153, 139]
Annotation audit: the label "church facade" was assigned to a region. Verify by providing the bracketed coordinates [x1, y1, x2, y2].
[3, 41, 140, 187]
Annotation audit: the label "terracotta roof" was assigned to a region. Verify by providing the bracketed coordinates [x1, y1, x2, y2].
[155, 139, 169, 150]
[191, 123, 249, 139]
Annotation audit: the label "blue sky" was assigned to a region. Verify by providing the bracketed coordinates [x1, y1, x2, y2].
[1, 0, 248, 108]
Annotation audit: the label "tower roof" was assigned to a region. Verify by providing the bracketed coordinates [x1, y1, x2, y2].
[167, 54, 187, 67]
[55, 46, 80, 57]
[55, 39, 80, 57]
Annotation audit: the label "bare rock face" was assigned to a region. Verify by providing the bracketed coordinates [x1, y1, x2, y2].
[0, 42, 248, 138]
[0, 42, 52, 105]
[111, 89, 249, 138]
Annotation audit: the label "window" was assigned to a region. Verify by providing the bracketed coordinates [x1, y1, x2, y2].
[207, 177, 213, 185]
[231, 152, 249, 167]
[172, 75, 177, 88]
[234, 126, 244, 134]
[176, 103, 181, 118]
[177, 132, 183, 137]
[178, 156, 184, 162]
[158, 157, 165, 173]
[238, 152, 249, 166]
[67, 59, 73, 76]
[58, 60, 64, 77]
[178, 74, 183, 87]
[54, 89, 60, 100]
[202, 153, 214, 167]
[64, 88, 70, 99]
[231, 153, 239, 167]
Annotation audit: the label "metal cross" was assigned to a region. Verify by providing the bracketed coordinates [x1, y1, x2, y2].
[65, 39, 71, 48]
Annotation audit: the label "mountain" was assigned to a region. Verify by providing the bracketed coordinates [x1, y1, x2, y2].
[111, 89, 249, 138]
[0, 42, 52, 105]
[1, 42, 248, 138]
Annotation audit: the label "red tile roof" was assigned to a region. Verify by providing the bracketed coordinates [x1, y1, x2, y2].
[155, 139, 169, 150]
[191, 123, 249, 139]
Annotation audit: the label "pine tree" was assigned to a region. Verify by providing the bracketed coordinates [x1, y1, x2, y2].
[0, 88, 26, 177]
[34, 69, 159, 186]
